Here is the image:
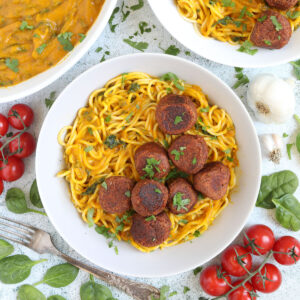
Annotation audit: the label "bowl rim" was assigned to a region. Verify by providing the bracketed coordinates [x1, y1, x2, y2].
[36, 53, 262, 277]
[0, 0, 118, 103]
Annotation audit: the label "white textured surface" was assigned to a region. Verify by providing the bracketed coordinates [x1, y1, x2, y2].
[0, 0, 300, 299]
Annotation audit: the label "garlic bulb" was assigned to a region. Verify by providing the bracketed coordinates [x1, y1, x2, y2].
[260, 134, 283, 164]
[247, 74, 295, 124]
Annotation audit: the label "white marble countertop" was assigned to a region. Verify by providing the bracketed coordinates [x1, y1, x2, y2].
[0, 1, 300, 299]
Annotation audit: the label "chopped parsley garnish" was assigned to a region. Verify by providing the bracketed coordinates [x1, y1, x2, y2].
[173, 192, 190, 211]
[193, 266, 203, 275]
[270, 15, 282, 31]
[5, 58, 19, 73]
[151, 286, 177, 300]
[87, 208, 95, 227]
[45, 91, 56, 108]
[84, 145, 93, 152]
[95, 225, 113, 239]
[171, 149, 185, 161]
[129, 82, 140, 92]
[114, 246, 119, 255]
[179, 219, 188, 224]
[194, 230, 201, 237]
[108, 7, 120, 32]
[104, 135, 125, 149]
[79, 33, 86, 42]
[57, 32, 74, 51]
[146, 215, 156, 221]
[121, 1, 130, 22]
[95, 47, 103, 53]
[183, 286, 190, 294]
[115, 223, 124, 234]
[163, 139, 169, 149]
[221, 0, 235, 7]
[174, 115, 183, 125]
[81, 178, 105, 195]
[160, 72, 184, 91]
[123, 39, 149, 52]
[264, 40, 272, 46]
[160, 44, 180, 56]
[36, 43, 47, 54]
[258, 15, 267, 22]
[198, 193, 204, 200]
[33, 33, 40, 39]
[226, 156, 234, 162]
[200, 106, 210, 113]
[19, 21, 34, 31]
[290, 59, 300, 80]
[125, 112, 133, 123]
[233, 68, 249, 89]
[185, 51, 191, 56]
[142, 158, 161, 178]
[165, 168, 189, 181]
[192, 157, 197, 165]
[130, 0, 144, 11]
[215, 16, 232, 26]
[155, 188, 161, 194]
[105, 114, 111, 122]
[237, 40, 258, 56]
[87, 127, 93, 135]
[239, 6, 253, 18]
[286, 10, 300, 20]
[101, 181, 108, 190]
[224, 148, 231, 154]
[287, 143, 293, 160]
[139, 21, 151, 34]
[124, 190, 131, 197]
[283, 133, 289, 138]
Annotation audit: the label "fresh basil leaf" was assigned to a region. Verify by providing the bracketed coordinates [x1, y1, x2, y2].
[6, 188, 29, 213]
[35, 263, 79, 288]
[272, 194, 300, 231]
[17, 285, 46, 300]
[80, 279, 113, 300]
[256, 170, 299, 209]
[30, 179, 43, 208]
[0, 239, 14, 260]
[47, 296, 66, 300]
[0, 255, 46, 284]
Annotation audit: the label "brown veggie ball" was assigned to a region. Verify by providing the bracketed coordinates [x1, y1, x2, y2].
[193, 162, 230, 200]
[168, 178, 197, 214]
[155, 94, 197, 135]
[134, 142, 170, 179]
[250, 10, 292, 49]
[130, 212, 171, 247]
[131, 179, 168, 216]
[265, 0, 298, 10]
[99, 176, 135, 214]
[168, 135, 208, 174]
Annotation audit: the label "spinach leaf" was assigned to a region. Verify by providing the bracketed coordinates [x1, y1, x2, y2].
[47, 296, 66, 300]
[0, 239, 14, 260]
[273, 194, 300, 231]
[17, 285, 46, 300]
[256, 170, 298, 209]
[0, 255, 46, 284]
[6, 188, 47, 216]
[80, 278, 114, 300]
[30, 179, 43, 208]
[35, 263, 79, 287]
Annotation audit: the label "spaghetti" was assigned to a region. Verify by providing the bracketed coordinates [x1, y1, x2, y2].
[175, 0, 300, 45]
[57, 72, 238, 252]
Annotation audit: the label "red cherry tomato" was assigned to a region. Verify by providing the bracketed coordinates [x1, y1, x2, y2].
[0, 156, 25, 182]
[9, 132, 36, 158]
[200, 265, 232, 296]
[251, 263, 281, 293]
[0, 114, 9, 136]
[273, 236, 300, 265]
[0, 179, 3, 195]
[228, 280, 256, 300]
[8, 104, 34, 130]
[243, 224, 275, 255]
[221, 244, 252, 277]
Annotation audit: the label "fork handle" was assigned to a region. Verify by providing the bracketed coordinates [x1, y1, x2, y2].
[53, 250, 159, 300]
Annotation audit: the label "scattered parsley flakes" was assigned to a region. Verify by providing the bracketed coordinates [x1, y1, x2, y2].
[155, 188, 161, 194]
[87, 127, 93, 135]
[194, 230, 201, 237]
[237, 40, 258, 55]
[226, 156, 234, 162]
[233, 67, 249, 89]
[161, 45, 180, 56]
[33, 33, 40, 39]
[105, 114, 111, 122]
[79, 33, 86, 42]
[146, 215, 156, 221]
[183, 286, 190, 294]
[142, 157, 161, 179]
[174, 115, 183, 125]
[114, 246, 119, 255]
[108, 7, 120, 32]
[290, 59, 300, 80]
[192, 157, 197, 165]
[123, 38, 149, 52]
[5, 58, 19, 72]
[95, 225, 113, 239]
[95, 47, 103, 53]
[270, 15, 282, 31]
[125, 190, 131, 197]
[87, 207, 95, 227]
[84, 145, 93, 152]
[57, 32, 74, 51]
[193, 266, 203, 275]
[165, 168, 189, 181]
[185, 51, 191, 56]
[173, 192, 190, 211]
[139, 21, 151, 34]
[104, 135, 125, 149]
[200, 106, 210, 113]
[19, 20, 33, 30]
[36, 43, 47, 54]
[264, 40, 272, 46]
[121, 1, 130, 22]
[179, 219, 188, 224]
[286, 10, 300, 20]
[129, 82, 140, 92]
[160, 72, 184, 91]
[258, 15, 267, 22]
[239, 6, 253, 18]
[45, 91, 56, 108]
[171, 149, 185, 161]
[287, 143, 293, 160]
[130, 0, 144, 11]
[101, 181, 108, 190]
[125, 112, 134, 123]
[221, 0, 235, 7]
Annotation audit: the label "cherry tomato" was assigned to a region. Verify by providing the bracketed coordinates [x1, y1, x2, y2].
[0, 179, 3, 195]
[243, 224, 275, 255]
[251, 263, 281, 293]
[273, 236, 300, 265]
[0, 156, 25, 182]
[200, 265, 232, 296]
[0, 114, 9, 136]
[221, 244, 252, 277]
[228, 280, 256, 300]
[9, 132, 36, 158]
[8, 104, 34, 130]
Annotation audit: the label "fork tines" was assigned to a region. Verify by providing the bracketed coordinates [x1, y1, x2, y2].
[0, 215, 35, 247]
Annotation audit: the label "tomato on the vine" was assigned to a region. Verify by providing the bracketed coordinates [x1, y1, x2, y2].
[8, 104, 34, 130]
[0, 179, 3, 195]
[251, 263, 282, 293]
[273, 236, 300, 265]
[228, 280, 256, 300]
[9, 132, 36, 158]
[243, 224, 275, 255]
[200, 265, 232, 296]
[0, 156, 25, 182]
[221, 244, 252, 277]
[0, 113, 9, 136]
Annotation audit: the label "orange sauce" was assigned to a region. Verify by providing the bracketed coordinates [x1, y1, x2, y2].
[0, 0, 104, 86]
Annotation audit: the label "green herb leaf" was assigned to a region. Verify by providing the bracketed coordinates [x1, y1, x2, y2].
[170, 149, 184, 161]
[273, 194, 300, 231]
[258, 15, 267, 22]
[57, 32, 74, 51]
[194, 230, 201, 237]
[155, 188, 162, 194]
[183, 286, 190, 294]
[104, 135, 125, 149]
[130, 0, 144, 11]
[108, 7, 120, 32]
[174, 115, 183, 125]
[286, 10, 300, 20]
[95, 47, 103, 53]
[17, 285, 46, 300]
[233, 68, 249, 89]
[5, 58, 19, 72]
[79, 33, 86, 42]
[283, 133, 288, 138]
[123, 39, 149, 52]
[173, 192, 190, 211]
[81, 179, 104, 196]
[221, 0, 235, 7]
[270, 15, 282, 31]
[165, 168, 189, 181]
[47, 295, 66, 300]
[45, 91, 56, 109]
[35, 263, 79, 288]
[87, 208, 95, 228]
[95, 225, 114, 239]
[290, 60, 300, 80]
[193, 266, 203, 275]
[264, 40, 272, 46]
[80, 278, 113, 300]
[121, 2, 130, 22]
[114, 246, 119, 255]
[84, 145, 93, 153]
[19, 21, 34, 31]
[142, 157, 161, 179]
[0, 239, 14, 260]
[146, 215, 156, 221]
[179, 219, 188, 224]
[139, 21, 151, 34]
[129, 83, 140, 93]
[256, 170, 299, 209]
[36, 43, 47, 54]
[164, 45, 180, 56]
[101, 181, 108, 190]
[30, 179, 43, 208]
[296, 133, 300, 155]
[125, 190, 131, 197]
[192, 157, 197, 165]
[237, 40, 258, 56]
[0, 255, 46, 284]
[160, 72, 184, 91]
[200, 107, 210, 112]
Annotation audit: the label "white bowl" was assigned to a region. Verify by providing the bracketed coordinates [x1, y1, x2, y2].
[36, 53, 261, 277]
[0, 0, 117, 103]
[148, 0, 300, 68]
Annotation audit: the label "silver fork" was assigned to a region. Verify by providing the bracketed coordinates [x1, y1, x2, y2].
[0, 215, 160, 300]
